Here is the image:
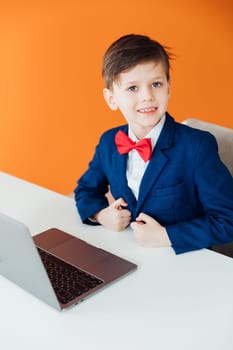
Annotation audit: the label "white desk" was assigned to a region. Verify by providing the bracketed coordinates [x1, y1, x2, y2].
[0, 171, 233, 350]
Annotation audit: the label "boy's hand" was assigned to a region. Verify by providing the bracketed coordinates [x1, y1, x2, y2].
[130, 213, 171, 247]
[94, 198, 131, 231]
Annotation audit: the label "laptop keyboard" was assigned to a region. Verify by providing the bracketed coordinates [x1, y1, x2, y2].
[37, 247, 103, 305]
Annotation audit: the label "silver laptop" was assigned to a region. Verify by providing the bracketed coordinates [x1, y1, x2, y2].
[0, 213, 137, 311]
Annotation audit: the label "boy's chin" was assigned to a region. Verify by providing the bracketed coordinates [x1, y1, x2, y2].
[130, 124, 156, 138]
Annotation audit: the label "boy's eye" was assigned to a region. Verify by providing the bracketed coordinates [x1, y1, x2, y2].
[152, 82, 162, 88]
[127, 85, 137, 92]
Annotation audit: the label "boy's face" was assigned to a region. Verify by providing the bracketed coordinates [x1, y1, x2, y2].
[103, 61, 170, 139]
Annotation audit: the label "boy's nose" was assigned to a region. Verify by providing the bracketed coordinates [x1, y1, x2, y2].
[140, 87, 154, 101]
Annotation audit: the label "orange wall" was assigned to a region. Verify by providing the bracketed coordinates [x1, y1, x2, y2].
[0, 0, 232, 193]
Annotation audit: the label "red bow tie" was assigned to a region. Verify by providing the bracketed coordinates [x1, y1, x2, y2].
[115, 130, 152, 162]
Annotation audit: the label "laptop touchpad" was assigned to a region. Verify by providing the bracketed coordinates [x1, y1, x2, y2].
[49, 237, 110, 270]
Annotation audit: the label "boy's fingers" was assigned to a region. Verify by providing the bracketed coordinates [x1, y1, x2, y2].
[112, 197, 128, 210]
[136, 212, 152, 223]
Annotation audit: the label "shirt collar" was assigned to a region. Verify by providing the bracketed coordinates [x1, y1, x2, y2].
[128, 114, 166, 150]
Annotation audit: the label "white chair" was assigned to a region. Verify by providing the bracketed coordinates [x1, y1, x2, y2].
[183, 118, 233, 176]
[183, 118, 233, 257]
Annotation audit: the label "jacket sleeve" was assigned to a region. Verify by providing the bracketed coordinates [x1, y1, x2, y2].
[74, 142, 109, 225]
[166, 133, 233, 254]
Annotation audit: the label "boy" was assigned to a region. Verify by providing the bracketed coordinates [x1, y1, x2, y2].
[74, 34, 233, 254]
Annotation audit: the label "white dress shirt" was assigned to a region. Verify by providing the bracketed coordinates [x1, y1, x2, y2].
[126, 115, 166, 199]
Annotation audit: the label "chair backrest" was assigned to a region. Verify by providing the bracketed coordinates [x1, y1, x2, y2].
[183, 118, 233, 176]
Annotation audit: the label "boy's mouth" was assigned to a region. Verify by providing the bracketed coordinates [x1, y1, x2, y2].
[137, 107, 158, 113]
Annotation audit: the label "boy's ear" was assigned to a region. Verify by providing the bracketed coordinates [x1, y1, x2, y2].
[103, 88, 118, 111]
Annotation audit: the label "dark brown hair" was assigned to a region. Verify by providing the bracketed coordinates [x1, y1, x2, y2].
[102, 34, 172, 89]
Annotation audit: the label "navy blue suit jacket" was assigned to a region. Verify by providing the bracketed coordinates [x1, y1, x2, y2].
[74, 114, 233, 254]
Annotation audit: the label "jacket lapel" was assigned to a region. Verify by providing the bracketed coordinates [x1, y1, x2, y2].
[136, 114, 175, 212]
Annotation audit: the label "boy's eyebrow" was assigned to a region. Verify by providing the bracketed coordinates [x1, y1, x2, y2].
[120, 76, 166, 86]
[120, 80, 138, 86]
